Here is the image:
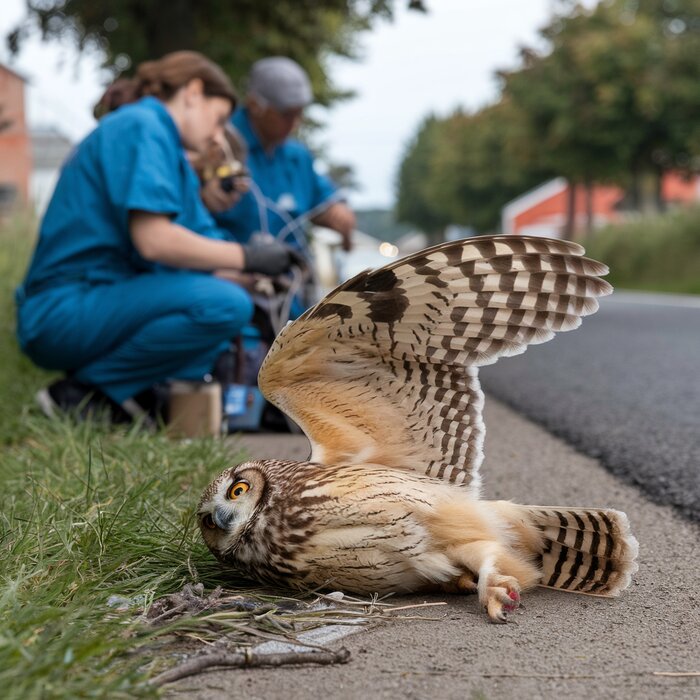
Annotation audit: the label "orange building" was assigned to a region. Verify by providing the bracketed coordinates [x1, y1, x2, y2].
[502, 174, 700, 238]
[0, 63, 32, 210]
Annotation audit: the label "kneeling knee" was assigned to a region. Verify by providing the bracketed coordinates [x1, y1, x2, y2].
[192, 284, 254, 336]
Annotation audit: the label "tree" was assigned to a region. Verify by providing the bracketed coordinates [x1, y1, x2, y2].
[424, 101, 555, 234]
[6, 1, 423, 108]
[395, 115, 448, 243]
[500, 0, 700, 222]
[395, 101, 555, 237]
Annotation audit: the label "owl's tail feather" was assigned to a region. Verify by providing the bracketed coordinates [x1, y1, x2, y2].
[493, 502, 639, 597]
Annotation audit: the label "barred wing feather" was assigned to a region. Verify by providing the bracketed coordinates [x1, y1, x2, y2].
[258, 235, 611, 492]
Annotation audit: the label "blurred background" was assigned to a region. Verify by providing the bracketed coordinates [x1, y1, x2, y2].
[1, 0, 699, 290]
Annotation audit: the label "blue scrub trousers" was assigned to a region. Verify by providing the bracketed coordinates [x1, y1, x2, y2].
[17, 272, 253, 404]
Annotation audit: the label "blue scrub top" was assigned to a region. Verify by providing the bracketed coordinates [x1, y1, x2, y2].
[214, 107, 337, 245]
[21, 96, 224, 296]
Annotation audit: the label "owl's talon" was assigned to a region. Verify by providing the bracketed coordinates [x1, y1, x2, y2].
[486, 596, 509, 623]
[482, 575, 521, 623]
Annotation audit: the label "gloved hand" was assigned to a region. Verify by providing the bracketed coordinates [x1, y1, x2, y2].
[241, 240, 299, 276]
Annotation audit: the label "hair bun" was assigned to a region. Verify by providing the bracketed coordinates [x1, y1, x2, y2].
[93, 77, 139, 119]
[136, 60, 165, 97]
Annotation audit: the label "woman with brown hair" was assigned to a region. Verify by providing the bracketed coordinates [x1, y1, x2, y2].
[16, 51, 296, 421]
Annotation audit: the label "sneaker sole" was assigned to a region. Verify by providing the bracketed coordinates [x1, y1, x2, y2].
[35, 387, 58, 419]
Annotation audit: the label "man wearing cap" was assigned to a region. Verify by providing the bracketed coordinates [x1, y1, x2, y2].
[204, 57, 355, 252]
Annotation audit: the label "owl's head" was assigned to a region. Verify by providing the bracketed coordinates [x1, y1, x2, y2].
[197, 462, 267, 558]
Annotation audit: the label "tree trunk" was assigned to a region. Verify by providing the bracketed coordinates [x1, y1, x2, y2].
[654, 167, 666, 214]
[629, 165, 641, 212]
[584, 179, 594, 238]
[564, 181, 576, 240]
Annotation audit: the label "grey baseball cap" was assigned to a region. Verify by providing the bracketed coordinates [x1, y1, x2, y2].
[248, 57, 313, 111]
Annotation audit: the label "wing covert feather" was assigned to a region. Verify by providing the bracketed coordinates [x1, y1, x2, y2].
[258, 235, 611, 490]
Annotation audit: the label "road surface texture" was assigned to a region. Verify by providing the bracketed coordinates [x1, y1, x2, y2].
[480, 291, 700, 521]
[171, 398, 700, 700]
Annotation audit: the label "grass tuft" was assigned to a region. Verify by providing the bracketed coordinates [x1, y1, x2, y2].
[585, 206, 700, 295]
[1, 409, 250, 698]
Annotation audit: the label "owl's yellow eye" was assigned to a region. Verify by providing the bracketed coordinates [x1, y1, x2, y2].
[226, 480, 250, 500]
[203, 514, 217, 530]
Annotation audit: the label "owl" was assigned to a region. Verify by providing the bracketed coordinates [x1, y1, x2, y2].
[199, 235, 638, 623]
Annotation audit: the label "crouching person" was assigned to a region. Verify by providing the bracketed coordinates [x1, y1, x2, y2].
[16, 51, 296, 425]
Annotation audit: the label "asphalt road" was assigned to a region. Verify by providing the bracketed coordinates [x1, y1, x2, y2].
[173, 402, 700, 699]
[480, 290, 700, 522]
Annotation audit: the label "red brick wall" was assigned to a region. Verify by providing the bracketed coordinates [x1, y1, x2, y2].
[510, 175, 699, 236]
[513, 184, 624, 235]
[0, 66, 32, 204]
[663, 172, 699, 203]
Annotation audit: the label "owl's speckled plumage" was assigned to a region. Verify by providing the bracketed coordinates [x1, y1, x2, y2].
[199, 235, 638, 622]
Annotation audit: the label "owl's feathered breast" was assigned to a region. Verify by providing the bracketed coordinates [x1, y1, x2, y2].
[229, 460, 460, 593]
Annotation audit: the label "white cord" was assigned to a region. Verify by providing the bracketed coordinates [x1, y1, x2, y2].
[243, 169, 343, 316]
[246, 179, 271, 239]
[245, 175, 345, 249]
[275, 190, 345, 243]
[278, 266, 305, 332]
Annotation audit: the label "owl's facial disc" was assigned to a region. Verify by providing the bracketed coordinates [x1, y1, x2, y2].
[199, 465, 265, 554]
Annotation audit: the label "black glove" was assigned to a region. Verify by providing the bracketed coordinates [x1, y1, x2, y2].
[242, 240, 296, 276]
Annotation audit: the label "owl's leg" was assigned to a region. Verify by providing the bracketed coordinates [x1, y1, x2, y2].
[447, 541, 537, 623]
[441, 570, 478, 595]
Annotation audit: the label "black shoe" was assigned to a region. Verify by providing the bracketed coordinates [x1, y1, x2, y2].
[133, 384, 169, 425]
[36, 378, 134, 424]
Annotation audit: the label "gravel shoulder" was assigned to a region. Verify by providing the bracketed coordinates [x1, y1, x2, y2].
[170, 397, 700, 700]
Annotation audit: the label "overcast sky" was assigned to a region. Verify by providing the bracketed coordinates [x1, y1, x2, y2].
[1, 0, 581, 209]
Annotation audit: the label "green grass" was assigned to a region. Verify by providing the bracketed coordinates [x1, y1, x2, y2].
[585, 205, 700, 295]
[0, 214, 268, 697]
[0, 212, 55, 444]
[1, 417, 248, 698]
[0, 214, 398, 697]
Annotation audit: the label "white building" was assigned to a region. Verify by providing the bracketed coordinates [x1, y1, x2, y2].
[30, 126, 73, 215]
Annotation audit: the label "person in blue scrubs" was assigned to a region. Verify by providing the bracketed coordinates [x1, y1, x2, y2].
[203, 57, 356, 252]
[16, 51, 297, 420]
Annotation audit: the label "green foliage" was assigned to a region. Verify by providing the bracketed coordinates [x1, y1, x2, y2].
[396, 115, 448, 240]
[501, 0, 700, 187]
[7, 1, 414, 108]
[396, 0, 700, 235]
[396, 104, 555, 235]
[586, 206, 700, 294]
[426, 103, 555, 233]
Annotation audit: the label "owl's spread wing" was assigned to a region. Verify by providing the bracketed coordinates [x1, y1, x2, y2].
[258, 235, 611, 490]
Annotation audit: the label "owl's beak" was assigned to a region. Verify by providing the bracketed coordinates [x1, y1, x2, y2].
[213, 507, 234, 530]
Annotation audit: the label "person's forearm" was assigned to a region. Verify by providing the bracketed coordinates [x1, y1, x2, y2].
[312, 203, 355, 251]
[312, 202, 356, 236]
[130, 214, 245, 270]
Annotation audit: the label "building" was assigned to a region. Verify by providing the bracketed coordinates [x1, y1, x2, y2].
[0, 63, 32, 212]
[30, 126, 73, 215]
[502, 174, 700, 238]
